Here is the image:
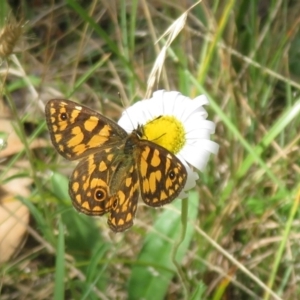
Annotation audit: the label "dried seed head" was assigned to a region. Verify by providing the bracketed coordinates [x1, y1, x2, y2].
[0, 17, 24, 60]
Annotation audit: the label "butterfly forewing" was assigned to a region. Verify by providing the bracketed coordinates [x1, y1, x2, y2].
[137, 142, 187, 206]
[45, 99, 128, 160]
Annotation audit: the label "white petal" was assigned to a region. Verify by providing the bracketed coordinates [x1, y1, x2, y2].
[185, 118, 216, 135]
[166, 91, 183, 114]
[118, 100, 152, 132]
[140, 100, 157, 119]
[192, 140, 219, 154]
[180, 144, 214, 171]
[193, 94, 210, 106]
[179, 96, 209, 122]
[157, 90, 181, 115]
[152, 89, 165, 100]
[177, 162, 198, 198]
[118, 115, 135, 132]
[150, 93, 165, 115]
[186, 130, 212, 140]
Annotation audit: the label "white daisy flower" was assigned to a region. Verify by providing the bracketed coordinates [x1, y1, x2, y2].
[118, 90, 219, 198]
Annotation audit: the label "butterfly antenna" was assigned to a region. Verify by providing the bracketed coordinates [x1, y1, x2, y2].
[118, 92, 136, 132]
[151, 132, 166, 142]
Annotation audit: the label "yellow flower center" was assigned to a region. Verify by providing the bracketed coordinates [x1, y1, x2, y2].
[142, 115, 186, 154]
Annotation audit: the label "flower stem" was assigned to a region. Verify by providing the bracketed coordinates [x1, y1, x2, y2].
[171, 197, 189, 300]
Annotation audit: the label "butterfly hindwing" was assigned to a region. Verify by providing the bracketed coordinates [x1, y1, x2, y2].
[69, 151, 114, 216]
[107, 163, 140, 232]
[45, 99, 128, 160]
[137, 141, 187, 207]
[69, 147, 139, 232]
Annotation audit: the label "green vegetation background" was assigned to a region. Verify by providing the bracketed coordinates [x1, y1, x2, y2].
[1, 0, 300, 299]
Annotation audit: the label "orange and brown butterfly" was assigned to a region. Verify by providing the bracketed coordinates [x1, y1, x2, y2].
[45, 99, 187, 232]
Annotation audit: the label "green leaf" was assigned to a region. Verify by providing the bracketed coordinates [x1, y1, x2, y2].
[49, 171, 109, 256]
[50, 172, 70, 204]
[190, 282, 206, 300]
[81, 242, 111, 299]
[128, 191, 199, 300]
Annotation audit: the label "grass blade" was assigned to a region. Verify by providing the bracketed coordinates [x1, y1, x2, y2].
[54, 218, 65, 300]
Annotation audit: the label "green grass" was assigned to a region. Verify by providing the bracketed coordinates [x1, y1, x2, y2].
[1, 0, 300, 299]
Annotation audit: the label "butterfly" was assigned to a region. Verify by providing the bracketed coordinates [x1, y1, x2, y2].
[45, 99, 187, 232]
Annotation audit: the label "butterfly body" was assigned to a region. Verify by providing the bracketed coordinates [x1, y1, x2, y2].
[45, 99, 187, 232]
